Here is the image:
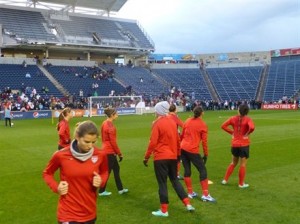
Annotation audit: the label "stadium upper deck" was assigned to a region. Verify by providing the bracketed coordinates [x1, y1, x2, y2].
[0, 0, 154, 59]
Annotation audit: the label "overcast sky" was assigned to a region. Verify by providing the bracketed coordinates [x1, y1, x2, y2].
[117, 0, 300, 54]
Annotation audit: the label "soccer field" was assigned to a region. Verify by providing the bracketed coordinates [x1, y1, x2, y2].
[0, 109, 299, 224]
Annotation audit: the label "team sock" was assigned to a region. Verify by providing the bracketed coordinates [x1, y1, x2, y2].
[239, 166, 246, 185]
[224, 163, 235, 181]
[200, 179, 209, 196]
[184, 177, 193, 194]
[160, 203, 168, 213]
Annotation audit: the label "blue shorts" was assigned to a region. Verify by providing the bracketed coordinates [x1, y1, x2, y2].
[231, 146, 249, 158]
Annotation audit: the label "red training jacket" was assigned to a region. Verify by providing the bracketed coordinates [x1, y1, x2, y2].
[168, 113, 184, 128]
[221, 115, 255, 147]
[180, 117, 208, 156]
[43, 146, 109, 222]
[58, 119, 71, 148]
[101, 119, 122, 155]
[145, 116, 180, 161]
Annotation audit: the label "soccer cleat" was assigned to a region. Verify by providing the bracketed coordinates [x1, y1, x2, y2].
[238, 183, 249, 189]
[201, 194, 216, 202]
[152, 209, 169, 217]
[186, 204, 195, 212]
[118, 188, 129, 194]
[188, 192, 198, 199]
[221, 180, 227, 185]
[99, 191, 112, 196]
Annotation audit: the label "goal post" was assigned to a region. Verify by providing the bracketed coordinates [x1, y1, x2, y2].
[88, 95, 145, 117]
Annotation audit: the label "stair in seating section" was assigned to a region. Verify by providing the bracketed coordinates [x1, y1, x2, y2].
[37, 64, 70, 96]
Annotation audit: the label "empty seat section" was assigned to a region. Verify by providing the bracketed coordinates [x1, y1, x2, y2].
[206, 66, 262, 101]
[264, 57, 300, 102]
[0, 7, 57, 41]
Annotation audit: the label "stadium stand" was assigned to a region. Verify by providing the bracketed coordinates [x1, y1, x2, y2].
[206, 66, 263, 101]
[263, 56, 300, 102]
[0, 63, 61, 97]
[49, 15, 154, 49]
[0, 7, 57, 42]
[153, 68, 212, 100]
[100, 64, 169, 98]
[0, 5, 154, 50]
[44, 65, 126, 97]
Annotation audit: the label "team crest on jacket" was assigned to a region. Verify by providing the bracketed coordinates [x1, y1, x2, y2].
[91, 156, 98, 163]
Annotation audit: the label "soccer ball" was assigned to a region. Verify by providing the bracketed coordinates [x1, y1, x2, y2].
[11, 123, 14, 126]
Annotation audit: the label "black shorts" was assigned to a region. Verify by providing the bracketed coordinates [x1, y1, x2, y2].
[231, 146, 249, 159]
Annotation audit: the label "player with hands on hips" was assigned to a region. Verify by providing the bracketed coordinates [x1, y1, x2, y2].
[221, 103, 255, 188]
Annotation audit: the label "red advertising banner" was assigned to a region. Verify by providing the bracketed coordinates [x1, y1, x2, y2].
[261, 104, 298, 110]
[271, 47, 300, 57]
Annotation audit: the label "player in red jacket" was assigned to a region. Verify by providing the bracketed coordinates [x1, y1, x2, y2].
[98, 107, 128, 196]
[221, 103, 255, 188]
[43, 121, 109, 224]
[167, 104, 184, 179]
[144, 101, 195, 217]
[180, 106, 216, 202]
[57, 107, 73, 150]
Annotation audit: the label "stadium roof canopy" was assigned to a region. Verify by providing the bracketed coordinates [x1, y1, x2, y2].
[0, 0, 127, 16]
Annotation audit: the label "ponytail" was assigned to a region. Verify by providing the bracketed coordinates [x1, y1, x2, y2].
[56, 107, 71, 131]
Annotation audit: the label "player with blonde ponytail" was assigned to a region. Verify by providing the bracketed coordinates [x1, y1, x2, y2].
[57, 107, 73, 150]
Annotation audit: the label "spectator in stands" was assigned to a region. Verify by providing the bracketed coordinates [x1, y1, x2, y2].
[221, 104, 255, 188]
[79, 89, 83, 97]
[42, 57, 47, 66]
[57, 107, 73, 150]
[99, 107, 128, 196]
[143, 101, 195, 217]
[25, 72, 31, 78]
[191, 91, 195, 101]
[22, 60, 27, 68]
[224, 100, 229, 110]
[109, 90, 115, 97]
[43, 121, 109, 224]
[180, 106, 216, 202]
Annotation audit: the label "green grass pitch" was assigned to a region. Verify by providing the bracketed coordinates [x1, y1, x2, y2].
[0, 109, 299, 224]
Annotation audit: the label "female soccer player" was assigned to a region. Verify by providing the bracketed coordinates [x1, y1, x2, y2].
[98, 107, 128, 196]
[43, 121, 109, 224]
[168, 104, 184, 179]
[57, 107, 73, 150]
[221, 103, 255, 188]
[144, 101, 195, 217]
[180, 106, 216, 202]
